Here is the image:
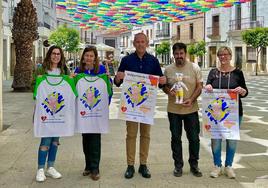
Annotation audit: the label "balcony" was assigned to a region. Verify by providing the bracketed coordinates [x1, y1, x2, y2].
[207, 26, 221, 40]
[119, 42, 129, 47]
[84, 38, 97, 45]
[156, 29, 170, 38]
[229, 17, 264, 31]
[172, 35, 196, 44]
[227, 17, 264, 37]
[44, 22, 51, 29]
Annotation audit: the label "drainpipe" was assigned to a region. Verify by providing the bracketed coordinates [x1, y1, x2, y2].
[203, 12, 206, 69]
[0, 0, 3, 131]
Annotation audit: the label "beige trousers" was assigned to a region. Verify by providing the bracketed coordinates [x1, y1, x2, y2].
[126, 121, 151, 165]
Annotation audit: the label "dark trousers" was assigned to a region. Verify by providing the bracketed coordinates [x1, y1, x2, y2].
[168, 112, 200, 169]
[82, 133, 101, 172]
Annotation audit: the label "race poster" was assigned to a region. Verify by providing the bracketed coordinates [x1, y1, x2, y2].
[118, 71, 159, 125]
[202, 89, 240, 140]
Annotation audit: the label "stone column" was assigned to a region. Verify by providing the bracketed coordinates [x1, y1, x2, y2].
[0, 0, 3, 131]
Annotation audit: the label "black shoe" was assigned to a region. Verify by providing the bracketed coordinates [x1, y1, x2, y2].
[138, 165, 151, 178]
[173, 168, 182, 177]
[124, 165, 135, 179]
[190, 167, 202, 177]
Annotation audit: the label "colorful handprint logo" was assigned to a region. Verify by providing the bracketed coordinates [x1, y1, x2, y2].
[124, 82, 149, 108]
[205, 97, 231, 125]
[80, 86, 101, 111]
[42, 92, 65, 116]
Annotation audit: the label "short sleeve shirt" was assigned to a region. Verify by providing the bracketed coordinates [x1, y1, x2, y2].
[164, 62, 203, 114]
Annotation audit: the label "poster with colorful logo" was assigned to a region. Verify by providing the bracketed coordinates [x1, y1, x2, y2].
[118, 71, 159, 125]
[202, 89, 240, 140]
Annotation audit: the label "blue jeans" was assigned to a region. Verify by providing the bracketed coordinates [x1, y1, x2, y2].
[211, 116, 242, 167]
[168, 112, 200, 169]
[38, 137, 59, 169]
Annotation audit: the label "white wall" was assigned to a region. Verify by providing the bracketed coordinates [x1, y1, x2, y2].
[2, 0, 15, 80]
[205, 7, 231, 43]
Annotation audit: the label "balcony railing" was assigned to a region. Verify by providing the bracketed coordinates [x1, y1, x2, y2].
[156, 29, 170, 38]
[207, 26, 220, 37]
[171, 35, 196, 44]
[229, 17, 264, 31]
[119, 42, 129, 47]
[84, 38, 97, 44]
[44, 22, 51, 29]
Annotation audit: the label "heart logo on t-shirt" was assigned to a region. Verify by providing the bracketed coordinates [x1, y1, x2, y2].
[41, 116, 47, 121]
[205, 124, 211, 131]
[80, 111, 86, 116]
[121, 106, 127, 112]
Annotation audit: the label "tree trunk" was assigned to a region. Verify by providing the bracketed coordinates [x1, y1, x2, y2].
[255, 55, 258, 76]
[255, 48, 261, 76]
[11, 0, 38, 91]
[12, 41, 33, 91]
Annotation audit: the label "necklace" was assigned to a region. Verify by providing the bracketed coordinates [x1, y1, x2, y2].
[219, 65, 234, 73]
[219, 71, 231, 89]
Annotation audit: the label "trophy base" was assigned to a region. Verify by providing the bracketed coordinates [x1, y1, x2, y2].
[174, 101, 183, 104]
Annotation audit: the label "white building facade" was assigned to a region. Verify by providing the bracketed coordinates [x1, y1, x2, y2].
[2, 0, 57, 80]
[205, 0, 268, 73]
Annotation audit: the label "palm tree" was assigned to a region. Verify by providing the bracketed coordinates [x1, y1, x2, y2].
[11, 0, 38, 91]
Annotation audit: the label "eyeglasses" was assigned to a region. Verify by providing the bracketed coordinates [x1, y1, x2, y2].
[218, 53, 230, 57]
[52, 52, 61, 56]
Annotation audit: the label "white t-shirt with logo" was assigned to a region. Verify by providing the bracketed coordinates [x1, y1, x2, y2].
[47, 68, 61, 75]
[75, 74, 112, 133]
[33, 75, 77, 137]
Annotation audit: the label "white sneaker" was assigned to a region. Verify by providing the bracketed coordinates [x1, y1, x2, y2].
[46, 167, 62, 179]
[36, 168, 46, 182]
[224, 166, 236, 179]
[210, 166, 222, 178]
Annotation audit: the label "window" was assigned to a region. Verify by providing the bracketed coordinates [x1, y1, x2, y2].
[91, 32, 94, 44]
[212, 15, 219, 36]
[126, 36, 129, 47]
[177, 25, 180, 40]
[189, 23, 194, 39]
[105, 39, 115, 48]
[250, 0, 257, 21]
[84, 31, 87, 42]
[51, 0, 54, 8]
[235, 4, 241, 30]
[163, 22, 170, 36]
[157, 23, 160, 30]
[247, 47, 257, 62]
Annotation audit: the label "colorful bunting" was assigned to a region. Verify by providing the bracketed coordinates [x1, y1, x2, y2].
[56, 0, 251, 31]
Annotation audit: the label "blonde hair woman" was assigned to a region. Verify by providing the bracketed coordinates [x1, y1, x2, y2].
[205, 46, 248, 179]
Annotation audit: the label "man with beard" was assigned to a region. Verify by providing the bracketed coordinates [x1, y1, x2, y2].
[163, 42, 203, 177]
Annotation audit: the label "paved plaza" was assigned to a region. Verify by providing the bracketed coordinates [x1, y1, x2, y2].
[0, 71, 268, 188]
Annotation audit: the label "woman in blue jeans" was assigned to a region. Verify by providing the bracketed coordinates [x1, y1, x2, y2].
[34, 46, 69, 182]
[205, 46, 248, 179]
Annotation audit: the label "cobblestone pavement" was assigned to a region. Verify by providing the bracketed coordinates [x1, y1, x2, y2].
[0, 71, 267, 188]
